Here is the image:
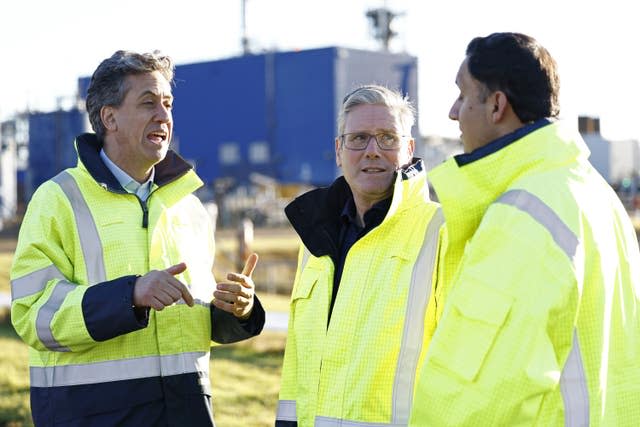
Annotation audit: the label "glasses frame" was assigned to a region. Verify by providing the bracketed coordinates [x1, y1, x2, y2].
[339, 132, 411, 151]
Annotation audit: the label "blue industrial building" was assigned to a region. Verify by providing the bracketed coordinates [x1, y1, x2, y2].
[169, 47, 418, 187]
[31, 46, 417, 198]
[26, 108, 87, 197]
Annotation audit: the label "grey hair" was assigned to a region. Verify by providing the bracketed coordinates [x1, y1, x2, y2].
[86, 50, 175, 139]
[337, 84, 416, 136]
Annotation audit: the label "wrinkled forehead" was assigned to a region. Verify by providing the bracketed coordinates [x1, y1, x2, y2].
[344, 104, 404, 132]
[124, 71, 173, 98]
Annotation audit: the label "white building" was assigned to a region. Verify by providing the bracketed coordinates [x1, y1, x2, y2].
[0, 119, 19, 230]
[579, 116, 640, 185]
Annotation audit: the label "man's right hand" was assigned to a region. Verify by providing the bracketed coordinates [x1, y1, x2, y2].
[133, 263, 195, 310]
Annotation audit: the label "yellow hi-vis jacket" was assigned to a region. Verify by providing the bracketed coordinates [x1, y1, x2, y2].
[277, 159, 444, 427]
[10, 133, 264, 425]
[410, 120, 640, 426]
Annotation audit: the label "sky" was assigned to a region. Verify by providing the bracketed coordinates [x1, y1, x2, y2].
[1, 0, 639, 142]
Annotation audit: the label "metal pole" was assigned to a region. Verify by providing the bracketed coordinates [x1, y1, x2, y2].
[241, 0, 249, 55]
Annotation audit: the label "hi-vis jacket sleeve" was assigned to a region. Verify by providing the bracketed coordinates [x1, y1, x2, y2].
[275, 244, 307, 427]
[410, 202, 579, 426]
[10, 181, 146, 353]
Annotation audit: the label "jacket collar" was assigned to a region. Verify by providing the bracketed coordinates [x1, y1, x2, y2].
[285, 157, 429, 258]
[75, 133, 194, 193]
[454, 118, 552, 167]
[429, 120, 589, 248]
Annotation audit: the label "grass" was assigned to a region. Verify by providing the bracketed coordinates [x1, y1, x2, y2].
[0, 252, 12, 294]
[0, 323, 32, 427]
[211, 331, 287, 427]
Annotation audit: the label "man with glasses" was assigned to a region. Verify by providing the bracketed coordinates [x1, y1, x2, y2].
[276, 85, 444, 426]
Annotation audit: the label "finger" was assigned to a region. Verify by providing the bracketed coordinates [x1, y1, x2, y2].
[216, 282, 242, 293]
[163, 274, 194, 307]
[241, 253, 259, 277]
[160, 282, 183, 301]
[225, 273, 256, 291]
[212, 298, 235, 314]
[233, 298, 249, 310]
[214, 290, 241, 304]
[155, 288, 177, 306]
[165, 262, 187, 276]
[151, 297, 166, 311]
[174, 281, 194, 307]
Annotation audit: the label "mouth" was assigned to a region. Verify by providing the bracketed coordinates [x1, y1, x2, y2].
[361, 167, 386, 174]
[147, 130, 168, 144]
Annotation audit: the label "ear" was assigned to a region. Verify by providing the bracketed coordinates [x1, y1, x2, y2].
[335, 137, 342, 167]
[100, 106, 117, 132]
[490, 91, 510, 123]
[406, 138, 415, 158]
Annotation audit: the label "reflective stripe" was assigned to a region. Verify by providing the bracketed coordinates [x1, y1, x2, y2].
[560, 330, 589, 427]
[32, 172, 108, 352]
[276, 399, 297, 422]
[10, 264, 65, 301]
[52, 171, 107, 284]
[495, 189, 578, 259]
[177, 298, 212, 308]
[391, 208, 444, 424]
[35, 281, 75, 352]
[315, 416, 405, 426]
[301, 246, 312, 272]
[30, 351, 210, 387]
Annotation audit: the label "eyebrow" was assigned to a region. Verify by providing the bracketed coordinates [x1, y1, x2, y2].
[346, 128, 399, 134]
[138, 90, 173, 101]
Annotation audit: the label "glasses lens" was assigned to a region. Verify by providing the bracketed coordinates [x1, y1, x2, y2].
[378, 132, 400, 149]
[344, 133, 370, 150]
[342, 132, 403, 150]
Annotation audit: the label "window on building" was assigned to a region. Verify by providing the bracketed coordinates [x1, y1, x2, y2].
[219, 142, 240, 164]
[249, 141, 270, 164]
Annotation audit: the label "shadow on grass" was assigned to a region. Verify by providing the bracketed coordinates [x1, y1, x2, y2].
[0, 312, 19, 340]
[212, 344, 284, 370]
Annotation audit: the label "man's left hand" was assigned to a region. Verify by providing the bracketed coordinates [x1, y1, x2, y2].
[213, 253, 258, 319]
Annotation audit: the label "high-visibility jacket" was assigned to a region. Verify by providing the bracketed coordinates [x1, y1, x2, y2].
[276, 159, 444, 427]
[10, 133, 264, 426]
[410, 120, 640, 426]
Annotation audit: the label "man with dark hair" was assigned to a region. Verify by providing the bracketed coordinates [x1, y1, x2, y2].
[410, 32, 640, 426]
[11, 50, 264, 426]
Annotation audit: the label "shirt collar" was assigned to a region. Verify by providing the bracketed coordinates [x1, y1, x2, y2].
[340, 195, 392, 228]
[99, 149, 155, 198]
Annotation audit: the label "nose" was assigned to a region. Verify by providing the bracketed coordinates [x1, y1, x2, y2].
[449, 100, 459, 121]
[155, 103, 172, 123]
[363, 135, 381, 157]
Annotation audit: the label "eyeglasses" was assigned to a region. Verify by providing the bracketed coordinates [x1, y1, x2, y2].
[340, 132, 409, 151]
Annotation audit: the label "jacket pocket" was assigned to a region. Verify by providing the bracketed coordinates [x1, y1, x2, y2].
[292, 266, 321, 301]
[430, 282, 513, 382]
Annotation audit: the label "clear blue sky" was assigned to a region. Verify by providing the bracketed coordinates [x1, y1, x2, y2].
[1, 0, 638, 141]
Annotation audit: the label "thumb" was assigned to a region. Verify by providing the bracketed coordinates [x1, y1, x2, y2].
[241, 253, 259, 277]
[165, 262, 187, 276]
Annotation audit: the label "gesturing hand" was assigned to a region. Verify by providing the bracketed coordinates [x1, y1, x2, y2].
[133, 263, 194, 311]
[213, 253, 258, 319]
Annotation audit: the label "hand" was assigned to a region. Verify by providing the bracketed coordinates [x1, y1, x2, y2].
[213, 253, 258, 319]
[133, 263, 194, 311]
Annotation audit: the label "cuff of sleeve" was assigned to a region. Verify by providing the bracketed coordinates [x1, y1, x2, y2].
[239, 295, 265, 335]
[82, 275, 149, 342]
[210, 295, 266, 344]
